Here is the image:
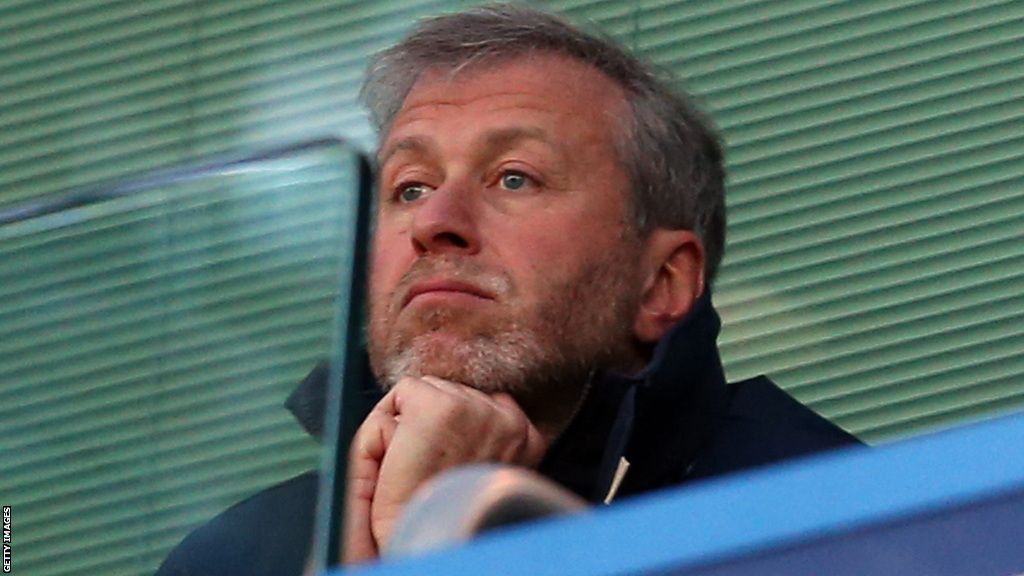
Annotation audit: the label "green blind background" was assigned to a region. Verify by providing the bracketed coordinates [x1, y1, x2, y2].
[2, 1, 1023, 575]
[618, 0, 1024, 441]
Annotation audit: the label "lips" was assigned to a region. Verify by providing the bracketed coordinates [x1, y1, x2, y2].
[402, 278, 495, 308]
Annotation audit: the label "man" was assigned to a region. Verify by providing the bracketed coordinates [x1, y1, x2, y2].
[157, 4, 860, 575]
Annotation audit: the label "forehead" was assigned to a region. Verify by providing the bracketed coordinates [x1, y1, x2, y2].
[382, 53, 630, 152]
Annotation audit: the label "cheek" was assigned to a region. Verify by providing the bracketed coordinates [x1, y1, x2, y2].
[504, 227, 609, 298]
[520, 213, 622, 266]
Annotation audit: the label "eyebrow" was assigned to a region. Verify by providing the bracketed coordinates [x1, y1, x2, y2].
[379, 126, 558, 168]
[379, 136, 434, 167]
[480, 126, 553, 153]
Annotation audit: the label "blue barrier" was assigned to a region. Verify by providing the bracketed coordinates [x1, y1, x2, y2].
[336, 411, 1024, 576]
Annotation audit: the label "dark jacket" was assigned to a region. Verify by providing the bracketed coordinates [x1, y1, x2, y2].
[538, 292, 861, 503]
[155, 293, 861, 576]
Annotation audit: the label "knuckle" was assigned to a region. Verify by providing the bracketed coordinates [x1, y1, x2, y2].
[509, 413, 531, 440]
[391, 377, 415, 391]
[433, 389, 462, 413]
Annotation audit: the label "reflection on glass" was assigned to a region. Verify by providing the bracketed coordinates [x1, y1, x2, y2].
[0, 141, 362, 576]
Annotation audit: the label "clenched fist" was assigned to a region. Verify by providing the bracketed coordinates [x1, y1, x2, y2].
[343, 376, 548, 563]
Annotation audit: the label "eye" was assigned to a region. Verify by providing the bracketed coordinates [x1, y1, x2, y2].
[499, 171, 531, 191]
[397, 183, 433, 203]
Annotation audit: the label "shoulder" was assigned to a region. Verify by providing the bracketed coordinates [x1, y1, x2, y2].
[687, 376, 864, 480]
[155, 471, 319, 576]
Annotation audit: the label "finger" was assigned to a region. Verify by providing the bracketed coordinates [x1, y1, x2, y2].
[355, 398, 400, 462]
[417, 374, 511, 412]
[489, 391, 523, 411]
[406, 379, 547, 464]
[488, 393, 549, 466]
[416, 374, 486, 403]
[343, 394, 401, 563]
[343, 454, 379, 563]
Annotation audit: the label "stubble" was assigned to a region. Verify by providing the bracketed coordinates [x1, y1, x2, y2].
[366, 237, 645, 426]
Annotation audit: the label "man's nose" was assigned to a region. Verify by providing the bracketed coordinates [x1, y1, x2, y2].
[409, 181, 482, 256]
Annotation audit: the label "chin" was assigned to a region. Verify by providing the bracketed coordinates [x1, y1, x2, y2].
[377, 328, 545, 396]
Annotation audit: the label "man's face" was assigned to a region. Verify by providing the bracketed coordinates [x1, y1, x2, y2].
[367, 54, 647, 410]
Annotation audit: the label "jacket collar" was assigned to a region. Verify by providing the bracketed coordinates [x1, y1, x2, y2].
[539, 291, 730, 502]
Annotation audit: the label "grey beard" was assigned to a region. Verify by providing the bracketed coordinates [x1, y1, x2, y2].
[367, 232, 647, 428]
[379, 323, 549, 397]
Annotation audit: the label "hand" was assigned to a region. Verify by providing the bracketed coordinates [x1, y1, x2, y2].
[343, 376, 548, 563]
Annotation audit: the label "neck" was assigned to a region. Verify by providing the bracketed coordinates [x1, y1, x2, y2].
[516, 371, 594, 445]
[524, 344, 650, 443]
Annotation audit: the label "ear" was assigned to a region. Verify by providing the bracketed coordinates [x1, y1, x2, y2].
[633, 229, 706, 344]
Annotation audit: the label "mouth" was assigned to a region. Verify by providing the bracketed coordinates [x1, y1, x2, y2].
[402, 279, 495, 308]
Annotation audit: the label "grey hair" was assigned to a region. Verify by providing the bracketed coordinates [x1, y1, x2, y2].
[360, 3, 727, 285]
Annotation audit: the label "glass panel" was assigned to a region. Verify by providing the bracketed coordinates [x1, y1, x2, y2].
[0, 140, 366, 576]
